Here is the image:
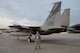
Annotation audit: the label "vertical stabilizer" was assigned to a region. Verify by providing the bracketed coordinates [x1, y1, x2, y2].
[61, 8, 70, 28]
[41, 1, 61, 30]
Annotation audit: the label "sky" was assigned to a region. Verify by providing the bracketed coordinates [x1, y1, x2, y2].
[0, 0, 80, 28]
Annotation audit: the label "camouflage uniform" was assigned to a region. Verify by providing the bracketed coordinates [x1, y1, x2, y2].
[35, 32, 41, 49]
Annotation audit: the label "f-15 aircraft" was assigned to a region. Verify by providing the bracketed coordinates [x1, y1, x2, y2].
[67, 24, 80, 33]
[8, 1, 70, 41]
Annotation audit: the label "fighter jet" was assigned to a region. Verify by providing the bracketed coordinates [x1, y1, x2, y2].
[68, 24, 80, 33]
[8, 1, 70, 41]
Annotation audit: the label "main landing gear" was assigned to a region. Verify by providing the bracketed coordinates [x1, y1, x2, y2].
[27, 35, 32, 42]
[27, 36, 31, 42]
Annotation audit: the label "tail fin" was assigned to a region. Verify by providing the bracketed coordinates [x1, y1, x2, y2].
[61, 8, 70, 28]
[41, 1, 61, 30]
[53, 8, 70, 29]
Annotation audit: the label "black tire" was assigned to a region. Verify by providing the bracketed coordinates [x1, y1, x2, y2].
[27, 37, 31, 42]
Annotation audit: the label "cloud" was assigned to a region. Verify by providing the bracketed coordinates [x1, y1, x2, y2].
[0, 17, 14, 28]
[18, 19, 42, 26]
[0, 0, 80, 28]
[0, 16, 41, 28]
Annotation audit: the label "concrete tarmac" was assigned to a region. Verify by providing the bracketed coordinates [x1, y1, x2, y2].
[0, 33, 80, 53]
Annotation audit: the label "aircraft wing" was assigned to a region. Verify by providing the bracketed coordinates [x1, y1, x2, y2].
[8, 25, 41, 34]
[9, 25, 30, 30]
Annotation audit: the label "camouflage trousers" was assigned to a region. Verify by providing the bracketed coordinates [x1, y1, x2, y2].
[35, 40, 41, 49]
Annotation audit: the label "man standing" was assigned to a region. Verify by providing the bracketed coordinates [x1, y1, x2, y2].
[35, 31, 41, 50]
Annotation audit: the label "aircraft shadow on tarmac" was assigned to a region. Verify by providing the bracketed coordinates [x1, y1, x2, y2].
[16, 38, 80, 46]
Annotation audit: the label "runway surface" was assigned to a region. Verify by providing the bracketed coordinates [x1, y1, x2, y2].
[0, 33, 80, 53]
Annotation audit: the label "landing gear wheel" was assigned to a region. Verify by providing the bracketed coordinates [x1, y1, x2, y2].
[27, 37, 31, 42]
